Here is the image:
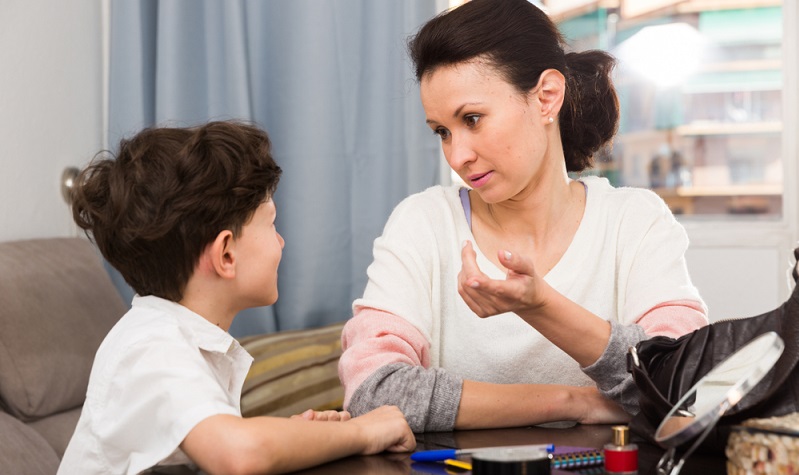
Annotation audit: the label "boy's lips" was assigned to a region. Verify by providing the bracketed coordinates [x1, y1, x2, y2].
[468, 171, 493, 188]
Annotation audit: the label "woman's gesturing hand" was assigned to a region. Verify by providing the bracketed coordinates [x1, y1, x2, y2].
[457, 241, 551, 318]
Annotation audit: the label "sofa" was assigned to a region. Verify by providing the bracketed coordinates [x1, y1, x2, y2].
[0, 237, 344, 474]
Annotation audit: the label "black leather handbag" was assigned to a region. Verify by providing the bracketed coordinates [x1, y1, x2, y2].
[628, 248, 799, 453]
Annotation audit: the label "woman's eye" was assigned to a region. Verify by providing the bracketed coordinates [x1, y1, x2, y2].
[465, 114, 481, 127]
[433, 127, 450, 140]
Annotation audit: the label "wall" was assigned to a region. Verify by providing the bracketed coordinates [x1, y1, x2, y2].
[0, 1, 104, 243]
[686, 246, 784, 321]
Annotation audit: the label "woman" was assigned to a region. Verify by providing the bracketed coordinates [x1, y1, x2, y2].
[339, 0, 708, 433]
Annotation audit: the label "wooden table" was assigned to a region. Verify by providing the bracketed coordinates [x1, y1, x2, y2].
[290, 422, 727, 474]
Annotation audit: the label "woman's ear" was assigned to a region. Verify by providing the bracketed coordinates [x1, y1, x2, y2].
[206, 230, 236, 280]
[532, 69, 565, 124]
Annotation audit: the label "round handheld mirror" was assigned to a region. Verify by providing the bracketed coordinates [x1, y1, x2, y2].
[653, 331, 784, 475]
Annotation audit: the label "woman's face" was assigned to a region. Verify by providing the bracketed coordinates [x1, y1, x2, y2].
[420, 60, 553, 204]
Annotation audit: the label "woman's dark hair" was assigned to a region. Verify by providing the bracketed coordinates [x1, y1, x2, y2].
[72, 120, 282, 302]
[408, 0, 619, 172]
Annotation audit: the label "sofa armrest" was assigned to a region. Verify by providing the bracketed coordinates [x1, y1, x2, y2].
[0, 238, 126, 420]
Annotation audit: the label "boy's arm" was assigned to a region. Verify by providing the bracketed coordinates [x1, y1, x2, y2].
[180, 406, 415, 475]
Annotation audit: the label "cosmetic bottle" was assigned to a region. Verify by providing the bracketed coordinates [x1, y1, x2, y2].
[604, 425, 638, 474]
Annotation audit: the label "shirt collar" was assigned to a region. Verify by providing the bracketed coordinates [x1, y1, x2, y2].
[131, 295, 239, 354]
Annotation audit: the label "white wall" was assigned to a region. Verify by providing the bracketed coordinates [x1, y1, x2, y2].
[0, 1, 104, 243]
[687, 246, 785, 321]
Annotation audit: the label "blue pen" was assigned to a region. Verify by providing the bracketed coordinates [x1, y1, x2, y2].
[410, 444, 555, 463]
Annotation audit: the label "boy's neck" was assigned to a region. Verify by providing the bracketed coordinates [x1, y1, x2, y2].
[179, 282, 237, 331]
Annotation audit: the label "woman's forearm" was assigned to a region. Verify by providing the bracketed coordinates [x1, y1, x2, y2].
[454, 380, 628, 429]
[518, 283, 611, 367]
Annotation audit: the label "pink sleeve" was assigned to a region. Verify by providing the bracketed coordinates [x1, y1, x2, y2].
[636, 299, 708, 338]
[338, 307, 431, 408]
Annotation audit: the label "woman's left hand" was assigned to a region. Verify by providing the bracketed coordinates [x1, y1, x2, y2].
[458, 241, 549, 318]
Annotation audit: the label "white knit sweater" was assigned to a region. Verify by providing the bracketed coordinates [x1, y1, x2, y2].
[354, 176, 705, 388]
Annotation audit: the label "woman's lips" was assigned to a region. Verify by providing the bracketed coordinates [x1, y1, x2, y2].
[469, 171, 493, 188]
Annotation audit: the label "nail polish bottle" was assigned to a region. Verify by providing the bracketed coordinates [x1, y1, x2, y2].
[604, 425, 638, 474]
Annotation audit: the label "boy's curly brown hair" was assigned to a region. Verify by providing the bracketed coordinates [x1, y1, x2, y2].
[72, 121, 282, 302]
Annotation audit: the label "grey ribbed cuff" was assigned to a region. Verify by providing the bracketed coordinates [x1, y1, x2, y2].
[581, 321, 647, 414]
[347, 363, 463, 432]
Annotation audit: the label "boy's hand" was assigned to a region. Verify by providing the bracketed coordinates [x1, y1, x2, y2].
[351, 405, 416, 454]
[291, 409, 352, 422]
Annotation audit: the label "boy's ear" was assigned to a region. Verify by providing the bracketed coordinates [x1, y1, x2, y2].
[207, 230, 236, 279]
[532, 68, 565, 123]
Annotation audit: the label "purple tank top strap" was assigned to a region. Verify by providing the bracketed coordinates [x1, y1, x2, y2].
[459, 187, 472, 229]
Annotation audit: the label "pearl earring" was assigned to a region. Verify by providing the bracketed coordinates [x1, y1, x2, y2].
[548, 117, 554, 124]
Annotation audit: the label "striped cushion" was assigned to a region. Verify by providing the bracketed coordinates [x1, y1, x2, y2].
[238, 321, 345, 418]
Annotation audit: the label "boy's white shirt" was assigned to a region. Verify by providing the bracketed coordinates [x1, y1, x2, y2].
[58, 295, 253, 475]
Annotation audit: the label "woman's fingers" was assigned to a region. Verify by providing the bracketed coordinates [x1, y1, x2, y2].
[498, 249, 536, 279]
[459, 248, 542, 317]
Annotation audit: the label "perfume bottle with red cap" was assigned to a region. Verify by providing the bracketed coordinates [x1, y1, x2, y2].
[604, 425, 638, 474]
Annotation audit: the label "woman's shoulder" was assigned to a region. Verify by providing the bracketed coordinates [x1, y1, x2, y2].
[378, 184, 465, 242]
[386, 184, 462, 222]
[582, 175, 671, 217]
[395, 184, 459, 207]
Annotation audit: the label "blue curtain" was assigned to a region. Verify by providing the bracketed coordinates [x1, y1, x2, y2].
[108, 0, 440, 337]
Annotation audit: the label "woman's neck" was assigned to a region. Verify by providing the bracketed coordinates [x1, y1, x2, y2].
[473, 176, 581, 241]
[469, 177, 585, 275]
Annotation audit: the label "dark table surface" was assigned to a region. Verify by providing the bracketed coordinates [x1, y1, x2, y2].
[289, 422, 727, 474]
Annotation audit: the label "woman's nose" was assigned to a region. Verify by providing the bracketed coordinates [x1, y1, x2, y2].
[445, 133, 477, 171]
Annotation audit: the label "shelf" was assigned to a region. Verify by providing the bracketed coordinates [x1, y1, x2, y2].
[675, 121, 782, 136]
[676, 0, 781, 14]
[696, 59, 781, 74]
[655, 184, 782, 215]
[654, 184, 782, 197]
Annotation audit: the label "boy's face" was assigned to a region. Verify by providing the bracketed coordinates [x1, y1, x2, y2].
[235, 198, 284, 307]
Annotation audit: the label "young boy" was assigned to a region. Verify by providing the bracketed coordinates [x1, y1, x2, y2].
[58, 121, 415, 475]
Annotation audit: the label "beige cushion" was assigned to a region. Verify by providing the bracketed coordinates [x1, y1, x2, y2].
[0, 238, 126, 421]
[0, 410, 60, 474]
[28, 407, 82, 458]
[239, 321, 345, 418]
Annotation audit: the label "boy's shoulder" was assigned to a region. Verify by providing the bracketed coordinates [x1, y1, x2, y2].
[93, 296, 223, 375]
[92, 301, 187, 374]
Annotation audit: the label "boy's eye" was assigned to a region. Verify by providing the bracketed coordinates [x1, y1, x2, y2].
[433, 127, 450, 140]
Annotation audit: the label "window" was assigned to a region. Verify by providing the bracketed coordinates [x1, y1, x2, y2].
[554, 0, 785, 219]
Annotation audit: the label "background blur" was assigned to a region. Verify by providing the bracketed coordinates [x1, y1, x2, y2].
[1, 0, 796, 334]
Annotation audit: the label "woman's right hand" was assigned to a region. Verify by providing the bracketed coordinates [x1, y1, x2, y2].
[350, 405, 416, 455]
[458, 241, 548, 319]
[573, 386, 630, 425]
